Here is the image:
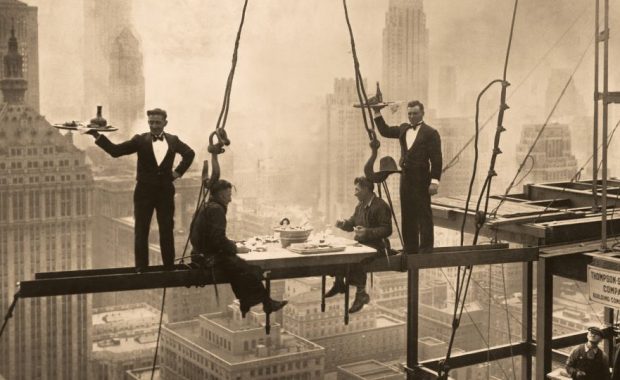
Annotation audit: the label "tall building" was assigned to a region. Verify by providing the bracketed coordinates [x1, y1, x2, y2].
[0, 0, 38, 111]
[108, 27, 145, 140]
[160, 303, 325, 380]
[516, 123, 578, 183]
[83, 0, 144, 136]
[382, 0, 429, 105]
[0, 30, 91, 379]
[320, 78, 401, 226]
[283, 285, 405, 371]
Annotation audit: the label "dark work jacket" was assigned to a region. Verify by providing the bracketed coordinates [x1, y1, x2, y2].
[375, 116, 442, 184]
[340, 195, 392, 250]
[190, 199, 238, 257]
[96, 132, 195, 185]
[566, 344, 610, 380]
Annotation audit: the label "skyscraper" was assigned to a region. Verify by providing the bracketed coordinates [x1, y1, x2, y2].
[83, 0, 144, 136]
[108, 27, 145, 140]
[516, 123, 578, 183]
[382, 0, 429, 105]
[0, 29, 92, 379]
[0, 0, 38, 111]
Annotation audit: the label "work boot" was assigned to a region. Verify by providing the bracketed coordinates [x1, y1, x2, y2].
[349, 291, 370, 314]
[263, 299, 288, 314]
[325, 281, 346, 298]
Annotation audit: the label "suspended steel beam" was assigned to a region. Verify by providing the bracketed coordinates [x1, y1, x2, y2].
[19, 244, 535, 298]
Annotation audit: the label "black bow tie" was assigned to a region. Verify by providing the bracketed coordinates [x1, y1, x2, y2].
[409, 123, 420, 131]
[152, 134, 164, 142]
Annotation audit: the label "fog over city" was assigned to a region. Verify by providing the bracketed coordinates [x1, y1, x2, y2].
[33, 0, 619, 193]
[2, 0, 620, 379]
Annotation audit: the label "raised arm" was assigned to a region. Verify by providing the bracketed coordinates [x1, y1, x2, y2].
[373, 110, 400, 139]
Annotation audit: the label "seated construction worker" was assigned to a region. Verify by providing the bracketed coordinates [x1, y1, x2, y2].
[327, 176, 392, 313]
[189, 179, 287, 317]
[566, 326, 610, 380]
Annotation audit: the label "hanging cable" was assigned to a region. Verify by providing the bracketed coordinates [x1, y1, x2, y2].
[0, 291, 20, 340]
[150, 2, 251, 378]
[442, 3, 591, 173]
[150, 288, 167, 380]
[439, 0, 520, 377]
[490, 39, 593, 218]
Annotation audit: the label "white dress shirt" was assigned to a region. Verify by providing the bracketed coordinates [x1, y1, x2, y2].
[152, 134, 168, 165]
[405, 122, 422, 150]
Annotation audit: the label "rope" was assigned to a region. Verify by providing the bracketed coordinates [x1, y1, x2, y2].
[150, 288, 167, 380]
[342, 0, 376, 141]
[0, 291, 20, 339]
[439, 0, 520, 376]
[151, 2, 250, 378]
[442, 3, 591, 173]
[490, 39, 593, 217]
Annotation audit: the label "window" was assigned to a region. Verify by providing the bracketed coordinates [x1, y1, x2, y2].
[29, 190, 40, 219]
[44, 190, 56, 217]
[12, 192, 24, 220]
[60, 189, 71, 217]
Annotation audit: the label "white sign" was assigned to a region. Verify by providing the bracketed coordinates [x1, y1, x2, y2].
[588, 265, 620, 309]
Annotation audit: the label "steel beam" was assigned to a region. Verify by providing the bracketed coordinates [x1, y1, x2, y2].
[406, 267, 419, 380]
[536, 256, 553, 379]
[521, 261, 533, 380]
[420, 342, 529, 372]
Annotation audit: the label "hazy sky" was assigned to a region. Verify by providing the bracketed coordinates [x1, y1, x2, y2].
[31, 0, 619, 174]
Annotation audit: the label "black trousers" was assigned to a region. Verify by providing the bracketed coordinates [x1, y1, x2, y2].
[400, 173, 434, 254]
[334, 264, 367, 289]
[215, 255, 268, 311]
[133, 181, 175, 268]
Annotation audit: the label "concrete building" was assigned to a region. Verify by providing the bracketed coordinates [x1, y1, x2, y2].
[82, 0, 135, 120]
[516, 123, 578, 183]
[0, 0, 38, 111]
[108, 27, 145, 140]
[283, 288, 405, 370]
[92, 303, 165, 342]
[160, 303, 325, 380]
[382, 0, 429, 105]
[337, 360, 404, 380]
[126, 366, 161, 380]
[320, 78, 401, 226]
[0, 30, 91, 379]
[90, 333, 157, 380]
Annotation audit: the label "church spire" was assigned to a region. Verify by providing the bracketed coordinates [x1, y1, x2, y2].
[1, 22, 28, 104]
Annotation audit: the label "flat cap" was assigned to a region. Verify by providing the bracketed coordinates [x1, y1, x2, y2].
[588, 326, 604, 337]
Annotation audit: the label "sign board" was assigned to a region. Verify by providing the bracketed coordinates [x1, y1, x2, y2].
[588, 265, 620, 309]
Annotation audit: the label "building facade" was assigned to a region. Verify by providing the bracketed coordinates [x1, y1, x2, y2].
[160, 303, 325, 380]
[0, 29, 91, 379]
[382, 0, 429, 105]
[516, 123, 578, 183]
[0, 0, 38, 111]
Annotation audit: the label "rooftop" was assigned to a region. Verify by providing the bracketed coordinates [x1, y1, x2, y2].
[126, 366, 161, 380]
[92, 334, 158, 354]
[165, 319, 323, 365]
[92, 303, 161, 326]
[337, 359, 404, 380]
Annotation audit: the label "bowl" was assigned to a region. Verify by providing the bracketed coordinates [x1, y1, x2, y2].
[274, 227, 313, 248]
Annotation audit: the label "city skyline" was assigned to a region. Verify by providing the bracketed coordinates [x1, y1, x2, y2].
[1, 1, 619, 379]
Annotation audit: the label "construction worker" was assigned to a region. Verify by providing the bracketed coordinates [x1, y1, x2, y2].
[566, 326, 611, 380]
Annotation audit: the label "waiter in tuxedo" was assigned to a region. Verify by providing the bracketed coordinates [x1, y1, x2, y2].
[86, 108, 195, 271]
[372, 101, 442, 254]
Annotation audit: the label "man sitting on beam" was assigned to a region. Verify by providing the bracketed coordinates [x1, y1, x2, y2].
[189, 179, 287, 318]
[328, 176, 393, 313]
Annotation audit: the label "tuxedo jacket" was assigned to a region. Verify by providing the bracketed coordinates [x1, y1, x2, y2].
[96, 132, 195, 185]
[375, 116, 442, 184]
